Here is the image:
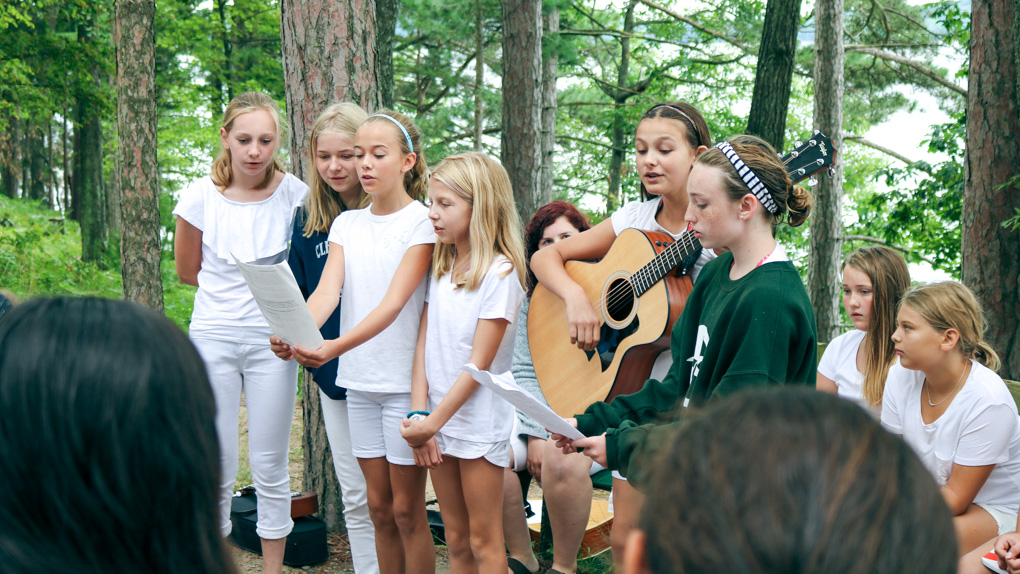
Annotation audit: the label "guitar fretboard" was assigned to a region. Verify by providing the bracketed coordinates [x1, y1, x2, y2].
[630, 231, 701, 296]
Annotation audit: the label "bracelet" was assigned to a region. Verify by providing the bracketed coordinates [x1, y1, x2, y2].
[406, 410, 430, 419]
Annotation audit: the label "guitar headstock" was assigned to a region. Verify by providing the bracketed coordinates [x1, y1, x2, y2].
[782, 131, 837, 184]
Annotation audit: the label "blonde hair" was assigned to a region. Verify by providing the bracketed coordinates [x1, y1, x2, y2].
[842, 246, 911, 407]
[303, 103, 371, 237]
[900, 281, 1001, 371]
[696, 134, 813, 227]
[361, 110, 428, 202]
[210, 92, 286, 191]
[430, 153, 527, 292]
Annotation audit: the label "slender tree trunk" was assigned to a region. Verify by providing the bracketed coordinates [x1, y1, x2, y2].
[962, 0, 1020, 380]
[78, 107, 107, 266]
[502, 0, 543, 223]
[215, 0, 234, 111]
[377, 0, 397, 109]
[474, 0, 484, 151]
[47, 120, 55, 209]
[807, 0, 845, 343]
[281, 0, 381, 532]
[63, 111, 71, 213]
[27, 120, 47, 202]
[606, 0, 636, 214]
[116, 0, 164, 311]
[746, 0, 802, 151]
[539, 5, 559, 203]
[1, 112, 18, 199]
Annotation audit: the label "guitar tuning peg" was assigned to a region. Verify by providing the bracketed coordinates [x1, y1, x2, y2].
[808, 176, 819, 187]
[828, 166, 836, 177]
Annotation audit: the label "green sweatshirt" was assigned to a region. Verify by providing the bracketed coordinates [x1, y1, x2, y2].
[574, 251, 817, 484]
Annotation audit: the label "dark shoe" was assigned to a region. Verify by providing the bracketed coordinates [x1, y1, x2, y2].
[508, 557, 540, 574]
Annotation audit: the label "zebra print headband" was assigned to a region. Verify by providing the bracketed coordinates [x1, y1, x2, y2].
[714, 141, 778, 214]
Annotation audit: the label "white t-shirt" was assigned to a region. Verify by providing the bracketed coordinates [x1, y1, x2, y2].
[882, 360, 1020, 515]
[172, 174, 308, 343]
[425, 256, 525, 443]
[817, 329, 875, 413]
[328, 201, 435, 393]
[611, 197, 717, 378]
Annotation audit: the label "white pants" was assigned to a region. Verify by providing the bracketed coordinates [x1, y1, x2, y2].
[193, 337, 297, 540]
[320, 389, 379, 574]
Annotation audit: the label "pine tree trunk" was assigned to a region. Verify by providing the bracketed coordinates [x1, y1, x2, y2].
[962, 0, 1020, 380]
[474, 0, 484, 151]
[606, 0, 637, 214]
[300, 371, 344, 532]
[1, 112, 18, 199]
[281, 0, 382, 532]
[28, 120, 47, 202]
[116, 0, 164, 312]
[78, 107, 108, 267]
[807, 0, 845, 343]
[539, 6, 559, 203]
[746, 0, 802, 151]
[502, 0, 543, 223]
[377, 0, 398, 109]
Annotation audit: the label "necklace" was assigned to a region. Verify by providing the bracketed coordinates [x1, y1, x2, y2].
[926, 362, 969, 407]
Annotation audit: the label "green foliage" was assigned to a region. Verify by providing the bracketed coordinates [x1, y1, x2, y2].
[0, 194, 195, 330]
[850, 115, 965, 275]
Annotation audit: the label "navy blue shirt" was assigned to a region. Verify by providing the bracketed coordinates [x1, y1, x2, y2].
[288, 207, 346, 400]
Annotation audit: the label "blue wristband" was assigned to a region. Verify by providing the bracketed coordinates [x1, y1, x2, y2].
[406, 410, 430, 419]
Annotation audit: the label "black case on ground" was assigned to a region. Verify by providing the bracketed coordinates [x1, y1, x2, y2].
[229, 492, 329, 567]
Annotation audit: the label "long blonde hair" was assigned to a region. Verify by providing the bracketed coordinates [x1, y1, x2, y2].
[210, 92, 286, 191]
[843, 246, 910, 407]
[361, 110, 429, 202]
[900, 281, 1001, 371]
[303, 103, 371, 237]
[430, 153, 526, 291]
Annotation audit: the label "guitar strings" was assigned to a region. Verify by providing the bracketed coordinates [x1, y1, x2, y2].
[602, 232, 701, 315]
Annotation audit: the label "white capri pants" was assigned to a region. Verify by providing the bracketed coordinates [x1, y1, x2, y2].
[319, 388, 379, 574]
[193, 337, 298, 540]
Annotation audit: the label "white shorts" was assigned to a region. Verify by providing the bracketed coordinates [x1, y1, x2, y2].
[437, 432, 510, 468]
[977, 503, 1019, 535]
[346, 389, 415, 466]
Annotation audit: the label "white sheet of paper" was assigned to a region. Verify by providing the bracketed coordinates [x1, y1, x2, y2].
[463, 363, 585, 440]
[233, 255, 325, 350]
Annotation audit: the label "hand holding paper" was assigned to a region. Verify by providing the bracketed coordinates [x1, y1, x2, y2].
[463, 363, 584, 441]
[233, 255, 324, 350]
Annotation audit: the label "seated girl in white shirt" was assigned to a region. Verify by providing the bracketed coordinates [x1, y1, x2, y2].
[881, 281, 1020, 558]
[817, 246, 910, 415]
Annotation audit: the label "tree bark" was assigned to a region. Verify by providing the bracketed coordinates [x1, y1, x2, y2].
[377, 0, 397, 109]
[474, 0, 485, 151]
[962, 0, 1020, 380]
[77, 105, 108, 267]
[27, 120, 47, 202]
[502, 0, 544, 223]
[605, 0, 637, 214]
[808, 0, 845, 343]
[280, 0, 382, 532]
[116, 0, 164, 312]
[746, 0, 802, 151]
[300, 371, 344, 532]
[539, 5, 559, 204]
[1, 112, 19, 199]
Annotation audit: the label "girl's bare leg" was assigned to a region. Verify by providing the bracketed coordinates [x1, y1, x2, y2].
[430, 458, 476, 574]
[390, 463, 435, 574]
[359, 457, 405, 574]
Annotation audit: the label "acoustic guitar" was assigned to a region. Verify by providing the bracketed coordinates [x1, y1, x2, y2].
[529, 132, 836, 417]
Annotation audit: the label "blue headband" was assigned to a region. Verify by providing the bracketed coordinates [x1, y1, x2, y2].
[715, 141, 778, 214]
[369, 114, 414, 154]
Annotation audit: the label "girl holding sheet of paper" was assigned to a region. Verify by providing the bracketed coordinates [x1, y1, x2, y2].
[271, 110, 436, 574]
[399, 152, 526, 574]
[173, 91, 308, 574]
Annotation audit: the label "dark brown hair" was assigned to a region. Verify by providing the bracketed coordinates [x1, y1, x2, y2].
[638, 102, 712, 200]
[640, 389, 956, 574]
[696, 134, 813, 227]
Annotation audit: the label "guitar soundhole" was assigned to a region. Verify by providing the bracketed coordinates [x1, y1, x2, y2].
[605, 277, 635, 322]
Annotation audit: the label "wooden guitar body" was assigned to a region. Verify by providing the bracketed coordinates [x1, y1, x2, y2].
[528, 228, 693, 417]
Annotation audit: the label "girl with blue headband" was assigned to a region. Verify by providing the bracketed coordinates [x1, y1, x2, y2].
[553, 134, 818, 489]
[272, 109, 436, 574]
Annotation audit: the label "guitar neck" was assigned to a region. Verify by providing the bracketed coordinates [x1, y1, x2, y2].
[631, 231, 702, 296]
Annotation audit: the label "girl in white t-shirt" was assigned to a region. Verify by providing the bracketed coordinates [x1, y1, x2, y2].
[173, 92, 308, 574]
[881, 281, 1020, 558]
[271, 110, 436, 574]
[817, 246, 910, 414]
[399, 152, 526, 574]
[529, 101, 713, 574]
